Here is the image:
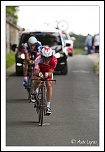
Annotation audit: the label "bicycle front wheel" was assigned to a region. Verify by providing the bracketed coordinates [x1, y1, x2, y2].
[39, 86, 45, 126]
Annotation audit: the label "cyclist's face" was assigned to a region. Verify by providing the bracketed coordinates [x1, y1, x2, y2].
[28, 43, 36, 51]
[42, 56, 52, 63]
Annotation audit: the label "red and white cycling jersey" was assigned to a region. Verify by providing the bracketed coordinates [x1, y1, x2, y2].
[34, 54, 58, 73]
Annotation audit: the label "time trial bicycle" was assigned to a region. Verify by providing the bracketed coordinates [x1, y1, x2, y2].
[33, 76, 56, 126]
[25, 53, 35, 102]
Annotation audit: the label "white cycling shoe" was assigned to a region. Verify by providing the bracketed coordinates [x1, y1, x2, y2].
[46, 107, 52, 115]
[30, 94, 36, 103]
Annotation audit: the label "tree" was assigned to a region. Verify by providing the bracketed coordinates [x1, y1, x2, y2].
[6, 6, 19, 25]
[69, 32, 86, 49]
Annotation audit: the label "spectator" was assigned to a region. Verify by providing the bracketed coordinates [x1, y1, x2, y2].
[91, 37, 95, 54]
[85, 34, 92, 54]
[94, 34, 99, 53]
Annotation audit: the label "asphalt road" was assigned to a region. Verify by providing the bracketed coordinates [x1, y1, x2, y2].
[6, 55, 99, 149]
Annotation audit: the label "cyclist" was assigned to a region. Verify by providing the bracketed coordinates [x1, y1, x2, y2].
[23, 36, 42, 88]
[34, 46, 58, 115]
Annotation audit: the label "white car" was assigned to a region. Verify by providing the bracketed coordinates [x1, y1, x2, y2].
[62, 31, 75, 56]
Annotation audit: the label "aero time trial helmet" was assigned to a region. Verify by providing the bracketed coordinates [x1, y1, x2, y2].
[41, 47, 53, 58]
[28, 36, 37, 45]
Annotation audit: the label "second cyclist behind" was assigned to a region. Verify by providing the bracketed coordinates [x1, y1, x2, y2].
[22, 35, 43, 87]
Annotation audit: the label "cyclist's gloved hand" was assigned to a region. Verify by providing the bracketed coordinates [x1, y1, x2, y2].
[39, 72, 43, 77]
[29, 60, 34, 65]
[44, 72, 49, 78]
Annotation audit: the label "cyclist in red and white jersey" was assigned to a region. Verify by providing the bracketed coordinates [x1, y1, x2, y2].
[34, 46, 58, 115]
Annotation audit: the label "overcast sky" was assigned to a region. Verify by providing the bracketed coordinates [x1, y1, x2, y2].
[17, 4, 100, 36]
[2, 1, 103, 36]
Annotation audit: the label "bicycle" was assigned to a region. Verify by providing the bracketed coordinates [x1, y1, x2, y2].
[33, 76, 56, 126]
[25, 53, 35, 102]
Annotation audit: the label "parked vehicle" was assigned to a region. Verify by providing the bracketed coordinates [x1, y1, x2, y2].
[11, 29, 70, 75]
[62, 31, 75, 56]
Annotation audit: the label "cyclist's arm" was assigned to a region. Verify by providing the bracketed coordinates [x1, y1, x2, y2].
[44, 56, 58, 78]
[34, 55, 41, 76]
[23, 52, 35, 66]
[24, 53, 34, 64]
[34, 69, 40, 77]
[23, 43, 30, 62]
[24, 52, 30, 62]
[34, 69, 53, 78]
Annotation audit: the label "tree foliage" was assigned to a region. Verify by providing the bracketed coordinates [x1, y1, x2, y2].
[69, 32, 87, 49]
[69, 32, 96, 49]
[6, 6, 19, 25]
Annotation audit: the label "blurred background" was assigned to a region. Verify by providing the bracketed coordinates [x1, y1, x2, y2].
[5, 3, 101, 71]
[6, 5, 99, 53]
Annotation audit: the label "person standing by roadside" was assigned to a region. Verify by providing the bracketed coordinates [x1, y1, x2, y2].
[85, 34, 92, 54]
[94, 34, 99, 53]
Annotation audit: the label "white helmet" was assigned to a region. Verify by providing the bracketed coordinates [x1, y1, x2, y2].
[42, 47, 53, 58]
[28, 36, 37, 44]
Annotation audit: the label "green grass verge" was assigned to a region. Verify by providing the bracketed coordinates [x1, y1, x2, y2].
[93, 62, 99, 75]
[6, 52, 16, 69]
[73, 48, 84, 55]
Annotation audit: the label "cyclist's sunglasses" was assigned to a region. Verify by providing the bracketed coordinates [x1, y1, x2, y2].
[41, 55, 52, 60]
[28, 43, 36, 47]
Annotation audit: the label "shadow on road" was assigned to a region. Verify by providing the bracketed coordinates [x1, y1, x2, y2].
[7, 99, 30, 103]
[6, 120, 40, 127]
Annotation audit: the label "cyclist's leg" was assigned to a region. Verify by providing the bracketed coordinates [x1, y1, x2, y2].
[23, 61, 29, 87]
[46, 73, 53, 102]
[33, 69, 41, 92]
[23, 52, 31, 87]
[33, 75, 40, 91]
[31, 75, 40, 104]
[45, 74, 53, 114]
[23, 62, 28, 76]
[23, 53, 30, 76]
[46, 82, 52, 102]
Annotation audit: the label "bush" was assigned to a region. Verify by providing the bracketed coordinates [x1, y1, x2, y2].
[6, 52, 15, 69]
[93, 62, 99, 75]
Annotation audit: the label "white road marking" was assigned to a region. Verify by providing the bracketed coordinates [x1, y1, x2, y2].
[71, 70, 90, 73]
